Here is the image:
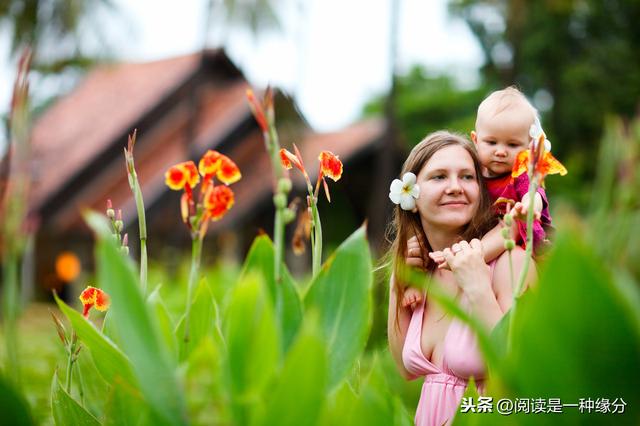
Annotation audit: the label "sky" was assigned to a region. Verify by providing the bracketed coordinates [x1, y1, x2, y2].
[1, 0, 483, 145]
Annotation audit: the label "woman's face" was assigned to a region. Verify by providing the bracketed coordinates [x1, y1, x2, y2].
[415, 145, 480, 233]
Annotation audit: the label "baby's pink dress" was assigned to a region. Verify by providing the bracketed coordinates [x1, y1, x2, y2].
[402, 264, 494, 426]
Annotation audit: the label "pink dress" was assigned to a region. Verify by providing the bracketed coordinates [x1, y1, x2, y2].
[402, 264, 495, 426]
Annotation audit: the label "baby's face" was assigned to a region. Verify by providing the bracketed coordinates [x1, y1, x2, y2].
[473, 107, 532, 177]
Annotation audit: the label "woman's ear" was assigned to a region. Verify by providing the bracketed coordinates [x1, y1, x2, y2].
[411, 207, 418, 214]
[470, 130, 478, 144]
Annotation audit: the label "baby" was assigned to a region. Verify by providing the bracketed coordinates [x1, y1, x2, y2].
[402, 87, 553, 310]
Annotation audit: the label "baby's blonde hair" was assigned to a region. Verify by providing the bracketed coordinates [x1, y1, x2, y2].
[476, 86, 538, 128]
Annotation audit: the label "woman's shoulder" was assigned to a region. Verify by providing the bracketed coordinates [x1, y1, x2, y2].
[492, 247, 537, 291]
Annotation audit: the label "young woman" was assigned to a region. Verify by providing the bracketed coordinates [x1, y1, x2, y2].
[387, 131, 537, 426]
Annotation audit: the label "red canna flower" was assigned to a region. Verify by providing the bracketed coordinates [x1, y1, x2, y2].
[199, 150, 242, 185]
[217, 155, 241, 184]
[79, 286, 110, 318]
[204, 185, 235, 221]
[198, 150, 222, 176]
[280, 149, 293, 170]
[318, 151, 343, 182]
[280, 148, 304, 172]
[165, 161, 200, 191]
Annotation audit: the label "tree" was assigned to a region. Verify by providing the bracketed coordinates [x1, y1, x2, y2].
[449, 0, 640, 181]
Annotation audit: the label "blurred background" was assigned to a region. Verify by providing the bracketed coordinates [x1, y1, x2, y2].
[1, 0, 639, 316]
[3, 0, 638, 298]
[2, 1, 640, 423]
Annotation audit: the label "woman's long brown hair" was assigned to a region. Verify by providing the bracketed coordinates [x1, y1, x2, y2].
[385, 131, 498, 327]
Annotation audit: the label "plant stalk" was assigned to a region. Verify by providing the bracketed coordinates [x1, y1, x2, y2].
[183, 235, 203, 342]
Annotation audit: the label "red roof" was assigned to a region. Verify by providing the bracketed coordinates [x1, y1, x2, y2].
[30, 53, 201, 210]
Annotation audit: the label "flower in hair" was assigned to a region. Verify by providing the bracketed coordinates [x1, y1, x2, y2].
[389, 172, 420, 211]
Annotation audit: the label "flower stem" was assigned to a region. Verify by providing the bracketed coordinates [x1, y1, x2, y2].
[310, 196, 322, 276]
[125, 142, 148, 295]
[266, 125, 286, 283]
[508, 172, 538, 350]
[183, 236, 203, 343]
[2, 252, 20, 386]
[133, 177, 148, 294]
[65, 334, 78, 394]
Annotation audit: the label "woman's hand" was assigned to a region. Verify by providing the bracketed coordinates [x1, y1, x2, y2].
[442, 239, 491, 296]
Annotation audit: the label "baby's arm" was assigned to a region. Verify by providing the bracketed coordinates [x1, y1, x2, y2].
[429, 219, 518, 267]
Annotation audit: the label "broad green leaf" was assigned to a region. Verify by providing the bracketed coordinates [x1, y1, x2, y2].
[0, 374, 33, 425]
[502, 231, 640, 425]
[319, 381, 358, 426]
[74, 347, 110, 419]
[103, 377, 147, 426]
[304, 225, 373, 387]
[224, 274, 280, 425]
[184, 337, 230, 425]
[54, 293, 137, 388]
[240, 235, 303, 352]
[86, 211, 188, 425]
[51, 371, 100, 426]
[175, 278, 217, 362]
[258, 312, 328, 426]
[348, 355, 397, 426]
[148, 286, 178, 365]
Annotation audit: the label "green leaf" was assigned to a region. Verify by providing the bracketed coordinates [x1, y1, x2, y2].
[503, 231, 640, 424]
[51, 371, 100, 426]
[74, 347, 110, 419]
[224, 274, 280, 425]
[86, 211, 188, 425]
[103, 377, 147, 426]
[347, 355, 397, 426]
[304, 225, 373, 387]
[258, 311, 328, 426]
[240, 235, 303, 353]
[175, 278, 217, 362]
[0, 374, 34, 425]
[54, 293, 137, 388]
[147, 286, 178, 365]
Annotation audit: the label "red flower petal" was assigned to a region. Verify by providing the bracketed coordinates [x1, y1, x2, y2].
[204, 185, 235, 221]
[318, 151, 343, 181]
[217, 155, 241, 184]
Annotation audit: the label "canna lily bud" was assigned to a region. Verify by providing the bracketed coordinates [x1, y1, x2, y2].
[106, 199, 115, 219]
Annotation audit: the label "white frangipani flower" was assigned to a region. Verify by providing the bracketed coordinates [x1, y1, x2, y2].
[529, 118, 551, 152]
[389, 172, 420, 211]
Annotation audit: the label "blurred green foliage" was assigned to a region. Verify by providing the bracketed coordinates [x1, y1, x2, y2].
[449, 0, 640, 181]
[363, 66, 486, 147]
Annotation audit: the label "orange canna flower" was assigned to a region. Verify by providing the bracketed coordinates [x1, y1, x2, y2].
[198, 150, 222, 176]
[217, 155, 241, 184]
[280, 148, 304, 172]
[280, 149, 293, 170]
[79, 286, 110, 318]
[199, 150, 241, 185]
[204, 185, 235, 221]
[512, 149, 567, 181]
[165, 161, 200, 190]
[318, 151, 343, 182]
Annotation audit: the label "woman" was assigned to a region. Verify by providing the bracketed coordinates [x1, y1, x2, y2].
[387, 131, 537, 426]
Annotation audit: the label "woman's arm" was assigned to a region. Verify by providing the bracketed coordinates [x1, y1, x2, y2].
[387, 274, 416, 380]
[442, 240, 536, 331]
[491, 246, 537, 313]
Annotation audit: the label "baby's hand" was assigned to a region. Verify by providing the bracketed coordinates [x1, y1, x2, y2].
[405, 236, 426, 270]
[510, 201, 541, 222]
[402, 287, 423, 310]
[428, 250, 450, 270]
